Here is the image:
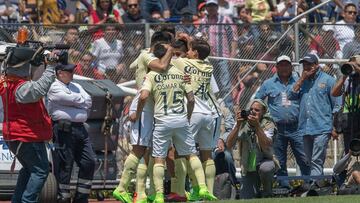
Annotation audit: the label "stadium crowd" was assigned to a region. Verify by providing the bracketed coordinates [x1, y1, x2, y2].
[3, 0, 360, 202]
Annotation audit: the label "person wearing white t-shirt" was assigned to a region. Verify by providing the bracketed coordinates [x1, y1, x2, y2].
[90, 23, 125, 74]
[334, 3, 357, 51]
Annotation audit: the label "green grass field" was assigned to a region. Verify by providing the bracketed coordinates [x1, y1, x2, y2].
[215, 195, 360, 203]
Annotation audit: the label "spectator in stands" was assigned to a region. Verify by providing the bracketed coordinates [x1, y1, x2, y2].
[334, 3, 356, 51]
[245, 0, 272, 23]
[255, 55, 310, 189]
[122, 0, 146, 23]
[149, 7, 165, 22]
[88, 0, 124, 40]
[225, 99, 278, 199]
[272, 0, 296, 23]
[166, 0, 197, 19]
[41, 0, 63, 24]
[193, 2, 206, 27]
[235, 4, 252, 24]
[74, 52, 104, 79]
[0, 0, 20, 23]
[114, 0, 127, 17]
[176, 7, 199, 36]
[291, 53, 341, 176]
[140, 0, 170, 20]
[90, 21, 125, 76]
[62, 26, 85, 63]
[200, 0, 238, 109]
[218, 0, 237, 17]
[309, 24, 342, 59]
[343, 26, 360, 59]
[307, 0, 330, 23]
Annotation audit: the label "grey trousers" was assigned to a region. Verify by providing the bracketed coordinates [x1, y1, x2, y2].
[239, 160, 276, 199]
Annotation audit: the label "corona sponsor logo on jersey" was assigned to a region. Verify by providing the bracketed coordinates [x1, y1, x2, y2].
[184, 65, 212, 77]
[154, 73, 183, 83]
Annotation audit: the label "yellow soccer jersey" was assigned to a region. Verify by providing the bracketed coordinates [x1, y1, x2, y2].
[172, 58, 213, 114]
[141, 65, 192, 118]
[132, 49, 158, 89]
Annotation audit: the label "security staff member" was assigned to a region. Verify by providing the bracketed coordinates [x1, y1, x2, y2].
[47, 62, 95, 203]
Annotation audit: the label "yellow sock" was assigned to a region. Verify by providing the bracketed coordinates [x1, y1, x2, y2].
[171, 177, 177, 193]
[147, 156, 155, 195]
[153, 163, 165, 193]
[136, 162, 148, 199]
[189, 156, 206, 187]
[117, 153, 139, 192]
[187, 160, 198, 187]
[174, 158, 187, 196]
[203, 160, 216, 194]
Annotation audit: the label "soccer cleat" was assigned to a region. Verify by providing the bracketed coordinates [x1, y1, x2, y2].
[112, 188, 133, 203]
[187, 186, 201, 201]
[147, 194, 156, 202]
[154, 192, 165, 203]
[198, 186, 218, 201]
[165, 192, 187, 202]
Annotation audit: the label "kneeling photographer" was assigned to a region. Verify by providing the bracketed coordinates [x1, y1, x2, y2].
[0, 43, 60, 202]
[225, 99, 279, 199]
[331, 55, 360, 155]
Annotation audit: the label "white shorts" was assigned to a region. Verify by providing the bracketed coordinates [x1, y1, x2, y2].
[130, 110, 154, 147]
[152, 116, 197, 158]
[190, 113, 216, 150]
[130, 91, 154, 112]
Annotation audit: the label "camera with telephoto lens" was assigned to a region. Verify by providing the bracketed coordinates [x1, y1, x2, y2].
[5, 42, 69, 67]
[240, 109, 251, 119]
[341, 63, 356, 75]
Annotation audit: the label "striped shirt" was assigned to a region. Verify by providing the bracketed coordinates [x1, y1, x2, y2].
[200, 15, 238, 58]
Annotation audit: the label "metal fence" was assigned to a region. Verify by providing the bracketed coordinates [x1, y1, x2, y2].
[1, 21, 354, 174]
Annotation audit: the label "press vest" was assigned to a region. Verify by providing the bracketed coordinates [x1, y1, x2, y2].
[0, 75, 52, 142]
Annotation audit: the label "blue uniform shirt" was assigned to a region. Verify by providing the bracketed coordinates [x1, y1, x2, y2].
[255, 73, 299, 125]
[291, 70, 342, 136]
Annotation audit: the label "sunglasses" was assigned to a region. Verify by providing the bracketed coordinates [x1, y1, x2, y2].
[128, 4, 138, 8]
[346, 11, 357, 15]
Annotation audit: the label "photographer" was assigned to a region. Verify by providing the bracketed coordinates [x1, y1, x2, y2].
[225, 99, 278, 199]
[331, 55, 360, 154]
[47, 62, 95, 203]
[0, 50, 57, 202]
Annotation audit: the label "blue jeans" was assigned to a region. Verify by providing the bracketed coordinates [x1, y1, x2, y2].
[212, 60, 233, 109]
[8, 141, 49, 203]
[303, 133, 331, 176]
[274, 124, 310, 186]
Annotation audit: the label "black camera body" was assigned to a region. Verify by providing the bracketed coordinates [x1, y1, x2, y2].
[241, 109, 251, 119]
[341, 63, 355, 76]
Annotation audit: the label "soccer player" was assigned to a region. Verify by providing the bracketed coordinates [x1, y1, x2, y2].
[130, 43, 216, 203]
[112, 31, 173, 203]
[172, 39, 218, 200]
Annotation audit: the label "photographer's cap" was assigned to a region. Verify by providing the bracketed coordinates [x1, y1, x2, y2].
[299, 53, 319, 64]
[55, 63, 76, 72]
[206, 0, 218, 6]
[276, 55, 291, 64]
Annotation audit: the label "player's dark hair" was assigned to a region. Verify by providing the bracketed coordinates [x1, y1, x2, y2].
[190, 39, 210, 60]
